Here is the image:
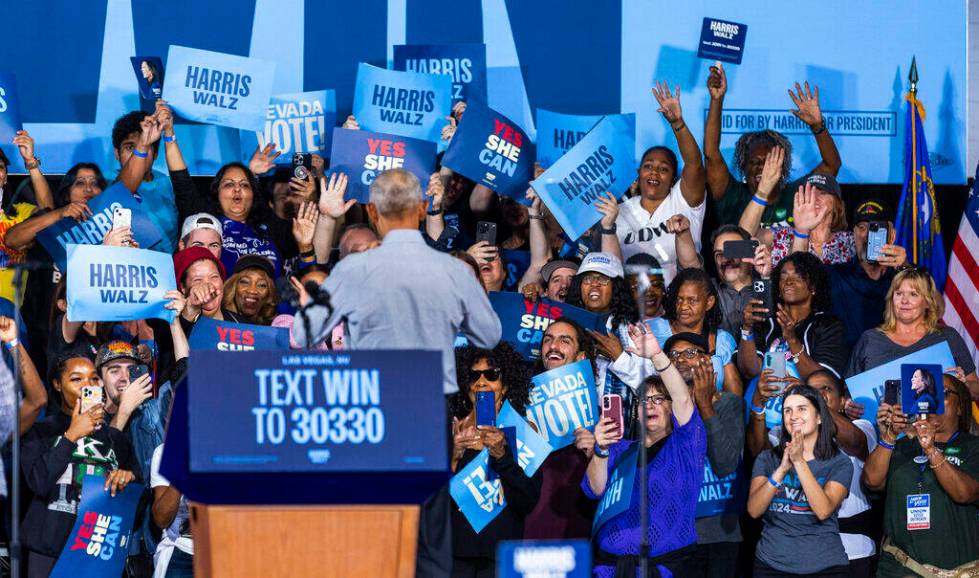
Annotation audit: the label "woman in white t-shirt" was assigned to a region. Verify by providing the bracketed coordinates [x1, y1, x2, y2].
[616, 82, 707, 284]
[150, 444, 193, 578]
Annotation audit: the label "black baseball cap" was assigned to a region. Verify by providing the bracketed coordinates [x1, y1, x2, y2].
[854, 198, 894, 224]
[805, 173, 842, 198]
[233, 254, 275, 279]
[664, 332, 709, 354]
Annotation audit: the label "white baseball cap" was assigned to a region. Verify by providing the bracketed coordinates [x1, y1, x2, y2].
[577, 252, 624, 279]
[181, 213, 224, 242]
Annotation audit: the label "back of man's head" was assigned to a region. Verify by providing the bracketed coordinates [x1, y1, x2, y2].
[369, 169, 422, 218]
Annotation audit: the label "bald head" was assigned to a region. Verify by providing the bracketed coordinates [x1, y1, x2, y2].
[339, 225, 379, 259]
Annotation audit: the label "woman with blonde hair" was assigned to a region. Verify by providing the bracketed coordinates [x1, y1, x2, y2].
[222, 255, 279, 326]
[845, 267, 978, 398]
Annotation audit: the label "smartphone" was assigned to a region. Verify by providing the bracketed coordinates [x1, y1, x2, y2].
[884, 379, 901, 407]
[475, 221, 498, 247]
[723, 239, 759, 260]
[765, 352, 787, 379]
[866, 221, 887, 263]
[80, 385, 103, 414]
[601, 394, 624, 438]
[292, 153, 312, 180]
[475, 391, 496, 427]
[752, 278, 773, 318]
[128, 363, 150, 383]
[112, 207, 132, 230]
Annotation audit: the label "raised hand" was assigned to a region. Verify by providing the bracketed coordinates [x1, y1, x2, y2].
[707, 63, 727, 100]
[521, 282, 543, 302]
[440, 115, 458, 143]
[478, 425, 507, 459]
[451, 101, 467, 120]
[290, 174, 316, 200]
[138, 115, 162, 148]
[102, 226, 134, 247]
[757, 146, 784, 197]
[652, 81, 683, 125]
[743, 298, 768, 326]
[467, 240, 498, 263]
[691, 359, 716, 407]
[792, 183, 828, 234]
[625, 322, 663, 358]
[117, 373, 153, 418]
[786, 427, 805, 464]
[748, 241, 773, 278]
[59, 201, 92, 223]
[595, 192, 620, 229]
[775, 304, 800, 341]
[342, 115, 360, 130]
[163, 290, 187, 323]
[292, 201, 319, 247]
[0, 316, 18, 343]
[13, 130, 36, 164]
[154, 101, 175, 135]
[425, 172, 445, 210]
[65, 399, 103, 443]
[593, 417, 622, 452]
[589, 330, 625, 361]
[248, 143, 281, 175]
[788, 81, 823, 129]
[318, 173, 354, 219]
[664, 213, 691, 235]
[876, 243, 907, 269]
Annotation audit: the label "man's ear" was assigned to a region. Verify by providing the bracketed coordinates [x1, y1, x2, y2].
[365, 203, 379, 225]
[416, 199, 427, 223]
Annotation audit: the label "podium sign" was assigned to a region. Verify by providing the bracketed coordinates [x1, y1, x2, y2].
[188, 350, 447, 473]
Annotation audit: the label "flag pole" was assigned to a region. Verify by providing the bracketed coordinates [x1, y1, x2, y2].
[909, 56, 919, 264]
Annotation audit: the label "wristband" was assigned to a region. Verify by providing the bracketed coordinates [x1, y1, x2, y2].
[751, 195, 768, 207]
[593, 444, 610, 458]
[767, 475, 781, 489]
[163, 134, 176, 143]
[671, 121, 686, 132]
[599, 223, 617, 235]
[426, 207, 443, 216]
[653, 359, 672, 373]
[811, 120, 827, 135]
[793, 229, 810, 239]
[4, 338, 19, 350]
[132, 148, 149, 158]
[877, 439, 895, 450]
[528, 215, 544, 221]
[750, 403, 765, 414]
[740, 329, 754, 342]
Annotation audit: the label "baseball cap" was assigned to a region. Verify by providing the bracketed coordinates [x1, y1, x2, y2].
[541, 259, 579, 284]
[577, 252, 624, 279]
[95, 341, 140, 372]
[173, 246, 226, 287]
[233, 254, 276, 279]
[854, 198, 894, 224]
[805, 173, 842, 197]
[663, 332, 709, 355]
[180, 213, 224, 242]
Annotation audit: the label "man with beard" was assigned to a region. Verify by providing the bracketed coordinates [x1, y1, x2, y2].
[665, 332, 746, 578]
[709, 225, 773, 336]
[828, 199, 906, 348]
[523, 318, 599, 540]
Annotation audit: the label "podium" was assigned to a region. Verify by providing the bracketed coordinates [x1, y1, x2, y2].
[160, 351, 450, 578]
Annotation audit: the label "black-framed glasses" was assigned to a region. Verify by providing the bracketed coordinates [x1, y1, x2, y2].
[471, 367, 502, 382]
[581, 273, 612, 286]
[644, 394, 671, 406]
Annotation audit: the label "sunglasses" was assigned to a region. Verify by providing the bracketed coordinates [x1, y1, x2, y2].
[471, 367, 501, 382]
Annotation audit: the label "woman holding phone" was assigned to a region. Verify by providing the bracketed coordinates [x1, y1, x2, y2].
[21, 353, 140, 577]
[747, 383, 853, 577]
[450, 342, 540, 577]
[585, 324, 706, 577]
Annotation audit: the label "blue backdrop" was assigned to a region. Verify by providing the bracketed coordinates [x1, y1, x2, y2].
[0, 0, 966, 184]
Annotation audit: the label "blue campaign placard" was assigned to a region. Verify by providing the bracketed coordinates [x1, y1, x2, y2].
[536, 110, 631, 169]
[0, 71, 23, 143]
[352, 63, 452, 143]
[130, 56, 164, 100]
[240, 90, 337, 163]
[844, 342, 954, 427]
[531, 115, 636, 240]
[187, 350, 448, 473]
[189, 316, 290, 351]
[697, 17, 748, 65]
[901, 363, 944, 416]
[497, 401, 552, 477]
[328, 127, 437, 203]
[162, 45, 276, 132]
[449, 448, 506, 532]
[488, 292, 607, 362]
[441, 103, 534, 198]
[497, 540, 592, 578]
[66, 244, 177, 323]
[393, 43, 487, 104]
[695, 458, 747, 518]
[36, 182, 165, 271]
[527, 359, 599, 449]
[592, 441, 639, 533]
[49, 475, 144, 578]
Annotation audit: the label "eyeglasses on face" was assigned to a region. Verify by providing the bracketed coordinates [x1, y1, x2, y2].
[471, 367, 501, 382]
[581, 274, 612, 286]
[644, 394, 671, 406]
[668, 348, 706, 360]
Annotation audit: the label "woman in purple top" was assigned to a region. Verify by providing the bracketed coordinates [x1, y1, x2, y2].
[584, 323, 707, 577]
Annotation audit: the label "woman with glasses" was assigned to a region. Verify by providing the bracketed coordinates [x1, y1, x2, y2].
[846, 267, 979, 398]
[649, 267, 743, 395]
[175, 161, 282, 276]
[449, 342, 541, 577]
[862, 374, 979, 576]
[565, 252, 643, 421]
[747, 384, 853, 577]
[585, 324, 706, 577]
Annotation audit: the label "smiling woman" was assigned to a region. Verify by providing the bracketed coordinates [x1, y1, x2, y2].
[221, 254, 279, 325]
